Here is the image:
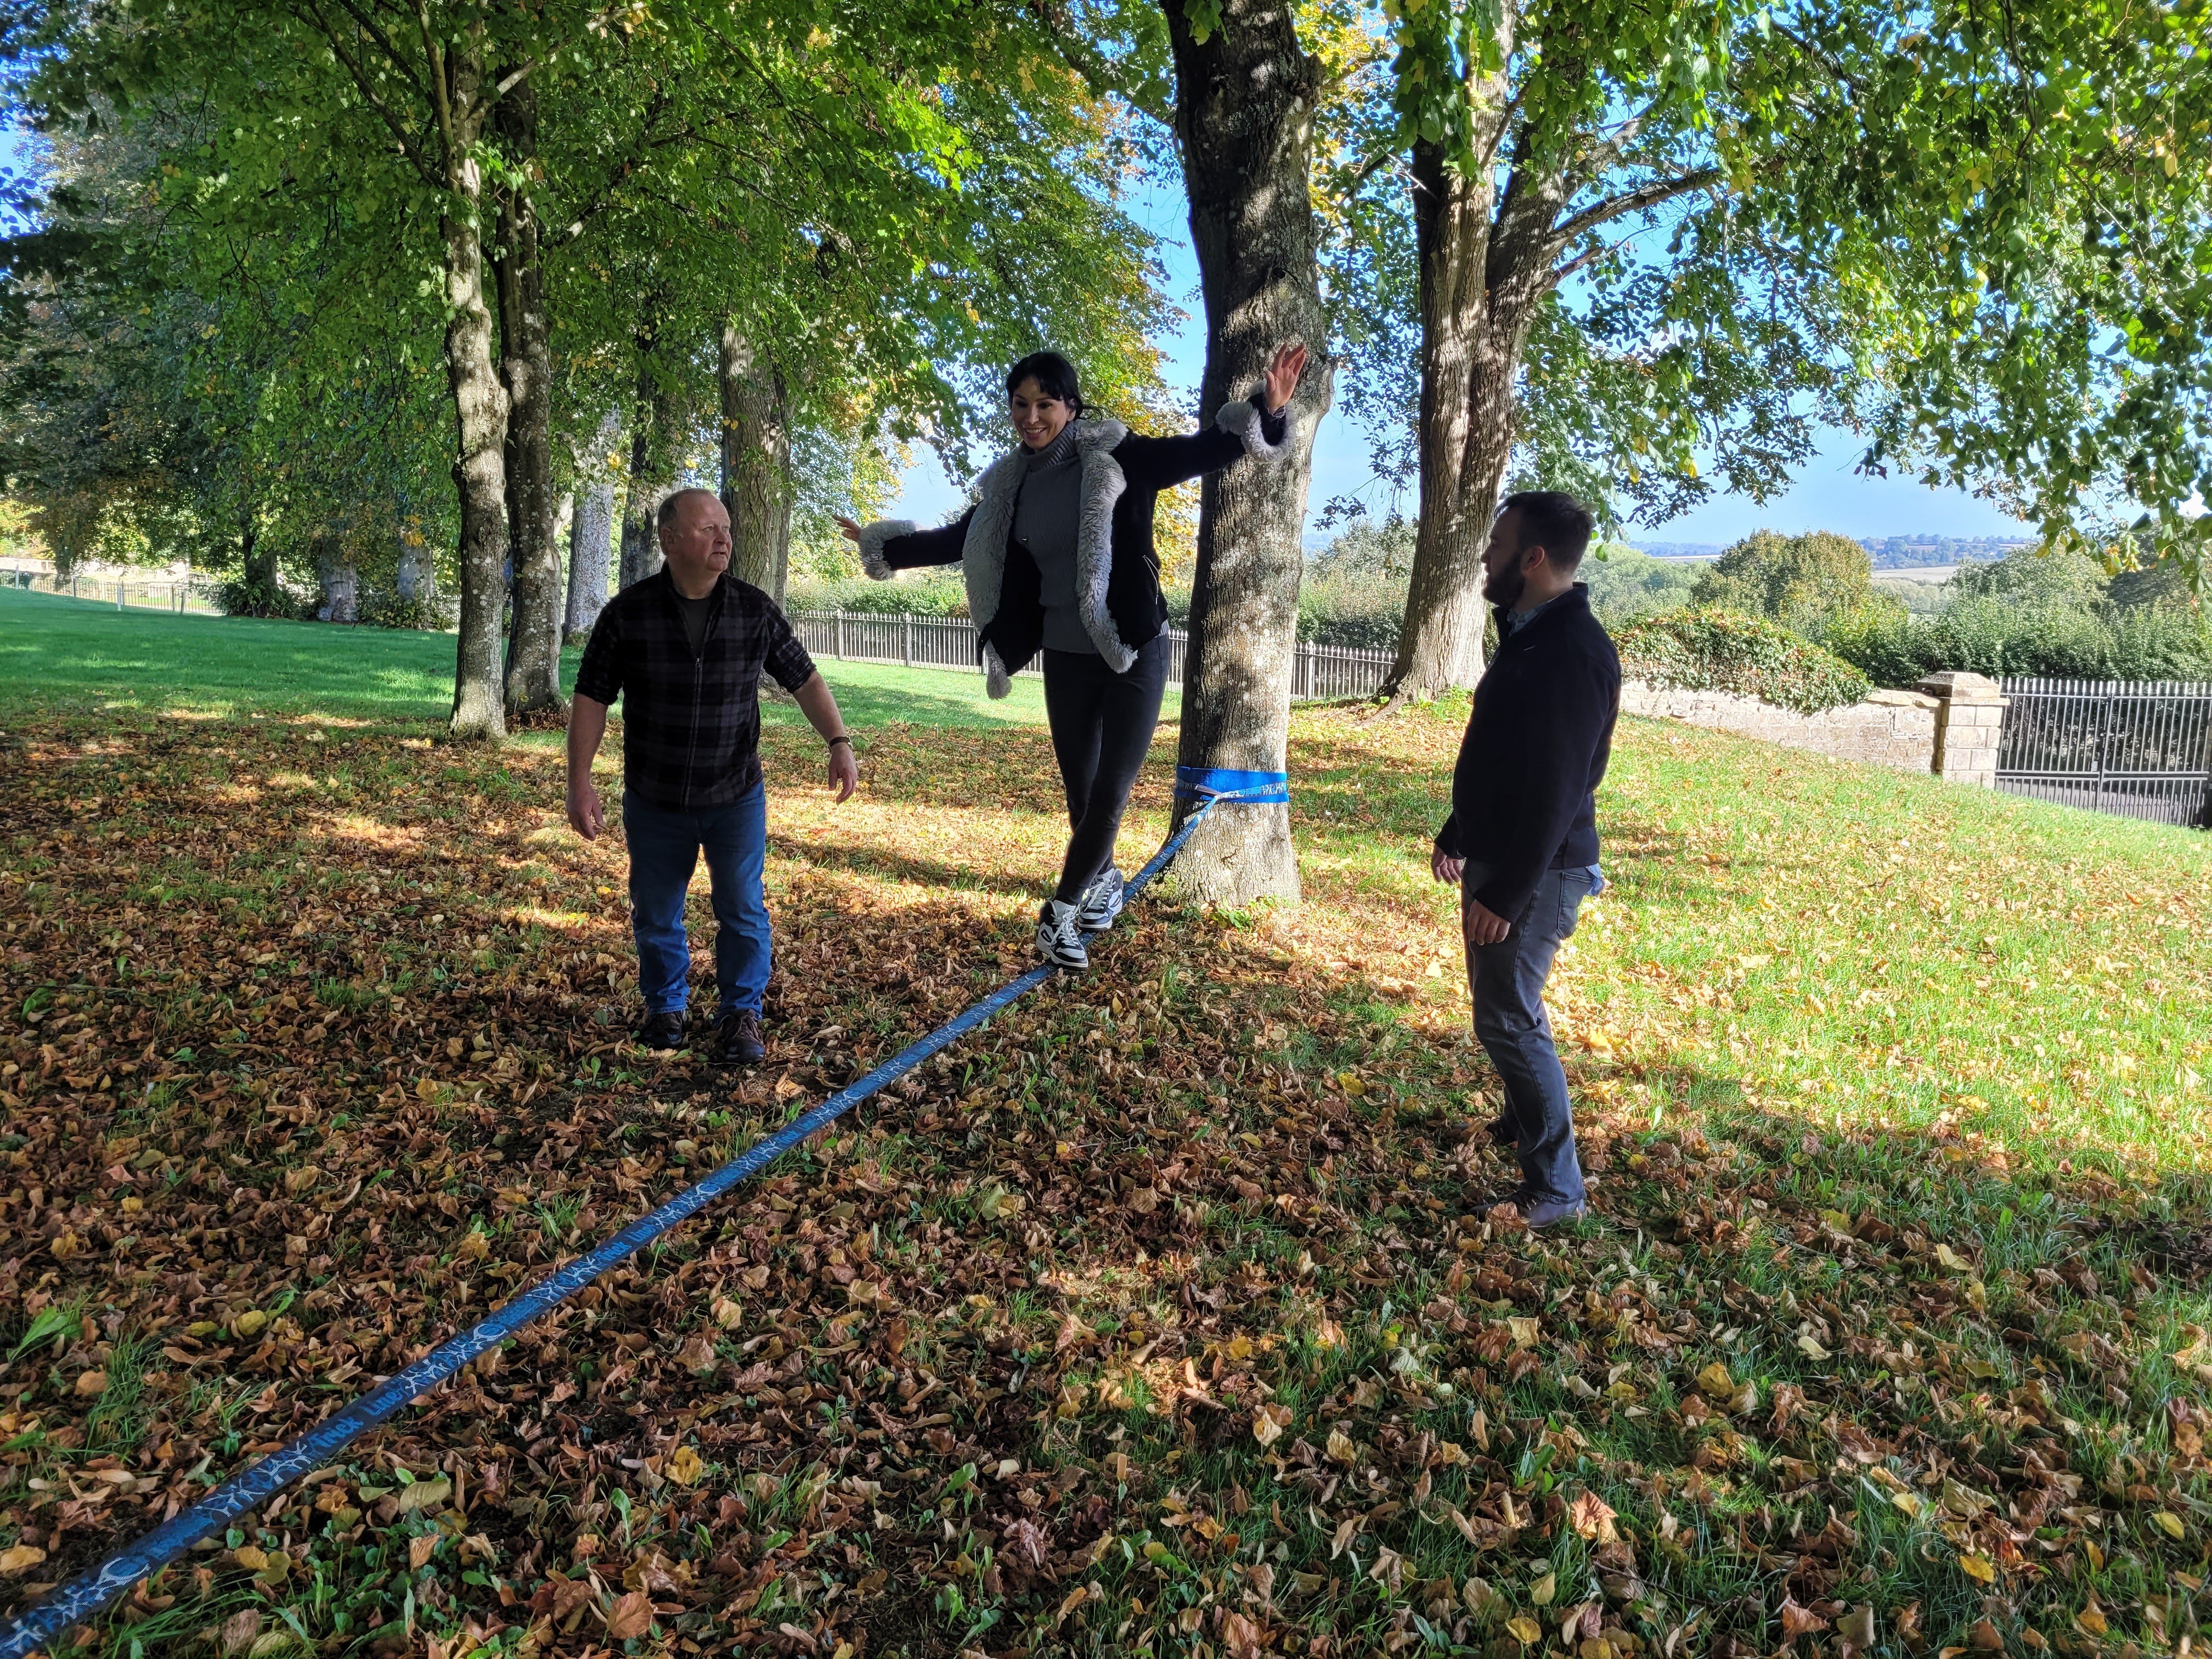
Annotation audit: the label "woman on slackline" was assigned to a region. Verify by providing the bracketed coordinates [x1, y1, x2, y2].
[840, 341, 1306, 970]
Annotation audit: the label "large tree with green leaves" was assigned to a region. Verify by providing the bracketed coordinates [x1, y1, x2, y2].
[1345, 0, 2212, 696]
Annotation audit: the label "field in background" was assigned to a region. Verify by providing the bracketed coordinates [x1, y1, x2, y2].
[0, 595, 2208, 1658]
[0, 586, 1110, 732]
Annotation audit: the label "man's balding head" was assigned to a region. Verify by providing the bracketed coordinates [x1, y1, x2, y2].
[657, 488, 732, 597]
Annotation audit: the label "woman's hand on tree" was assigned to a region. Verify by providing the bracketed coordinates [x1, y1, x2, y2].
[1263, 341, 1308, 413]
[836, 516, 862, 543]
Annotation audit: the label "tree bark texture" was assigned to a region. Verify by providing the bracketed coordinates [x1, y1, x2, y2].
[566, 411, 619, 638]
[1162, 0, 1334, 907]
[314, 533, 359, 623]
[241, 520, 277, 594]
[435, 50, 510, 742]
[1389, 137, 1508, 695]
[618, 335, 675, 591]
[493, 78, 564, 716]
[718, 324, 793, 604]
[1387, 18, 1594, 698]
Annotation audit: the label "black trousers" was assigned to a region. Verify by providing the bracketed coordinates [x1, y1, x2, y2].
[1041, 634, 1170, 903]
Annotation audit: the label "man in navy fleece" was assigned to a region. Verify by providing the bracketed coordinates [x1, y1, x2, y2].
[1432, 492, 1621, 1228]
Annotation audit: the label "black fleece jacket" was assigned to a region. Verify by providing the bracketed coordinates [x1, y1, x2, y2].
[1434, 584, 1621, 922]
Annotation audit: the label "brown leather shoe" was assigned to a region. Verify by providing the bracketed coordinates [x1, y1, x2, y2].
[713, 1007, 766, 1065]
[638, 1009, 687, 1050]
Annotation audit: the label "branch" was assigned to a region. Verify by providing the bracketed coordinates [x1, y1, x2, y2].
[1023, 0, 1174, 127]
[320, 0, 427, 104]
[415, 1, 458, 175]
[493, 56, 543, 100]
[1769, 20, 1864, 94]
[1545, 166, 1722, 255]
[294, 0, 438, 188]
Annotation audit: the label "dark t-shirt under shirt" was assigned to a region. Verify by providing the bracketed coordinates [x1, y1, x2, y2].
[677, 590, 712, 657]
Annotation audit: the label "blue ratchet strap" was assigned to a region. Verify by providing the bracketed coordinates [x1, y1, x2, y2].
[1173, 765, 1289, 805]
[0, 775, 1284, 1659]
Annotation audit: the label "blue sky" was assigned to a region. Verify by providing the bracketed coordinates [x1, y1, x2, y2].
[887, 176, 2032, 550]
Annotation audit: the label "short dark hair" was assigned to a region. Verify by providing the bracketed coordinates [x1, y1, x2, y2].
[1005, 351, 1084, 415]
[656, 486, 719, 535]
[1498, 490, 1595, 572]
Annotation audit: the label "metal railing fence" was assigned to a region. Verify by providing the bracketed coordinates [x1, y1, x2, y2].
[786, 610, 1394, 702]
[1996, 676, 2211, 828]
[5, 566, 225, 614]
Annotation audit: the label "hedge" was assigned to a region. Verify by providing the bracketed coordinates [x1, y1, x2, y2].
[1615, 608, 1870, 715]
[1826, 598, 2212, 686]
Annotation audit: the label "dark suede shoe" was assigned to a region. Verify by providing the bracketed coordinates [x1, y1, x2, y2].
[639, 1009, 687, 1050]
[1472, 1186, 1532, 1221]
[1488, 1113, 1517, 1148]
[713, 1007, 766, 1065]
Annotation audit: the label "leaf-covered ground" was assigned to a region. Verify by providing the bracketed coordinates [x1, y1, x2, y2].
[3, 600, 2211, 1659]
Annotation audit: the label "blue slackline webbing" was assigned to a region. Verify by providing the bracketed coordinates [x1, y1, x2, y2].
[0, 780, 1284, 1659]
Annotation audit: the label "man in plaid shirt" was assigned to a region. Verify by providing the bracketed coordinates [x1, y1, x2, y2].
[567, 488, 859, 1063]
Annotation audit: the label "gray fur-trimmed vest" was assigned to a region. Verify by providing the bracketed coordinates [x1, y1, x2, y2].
[855, 397, 1287, 696]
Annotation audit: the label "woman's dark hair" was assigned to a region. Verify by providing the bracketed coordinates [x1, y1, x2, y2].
[1005, 351, 1084, 414]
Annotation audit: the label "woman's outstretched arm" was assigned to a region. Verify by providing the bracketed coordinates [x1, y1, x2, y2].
[1117, 341, 1307, 490]
[837, 508, 974, 577]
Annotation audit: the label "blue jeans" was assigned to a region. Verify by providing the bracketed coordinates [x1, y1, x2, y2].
[1464, 863, 1599, 1206]
[622, 784, 770, 1017]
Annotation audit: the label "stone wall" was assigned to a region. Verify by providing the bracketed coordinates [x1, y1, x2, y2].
[1622, 680, 1941, 772]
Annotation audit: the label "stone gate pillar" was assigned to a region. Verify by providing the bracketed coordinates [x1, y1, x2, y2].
[1918, 671, 2009, 788]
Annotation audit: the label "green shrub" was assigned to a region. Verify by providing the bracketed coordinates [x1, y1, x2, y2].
[356, 585, 458, 631]
[213, 577, 312, 620]
[1616, 608, 1870, 714]
[785, 572, 969, 617]
[1826, 599, 2212, 686]
[1585, 544, 1698, 625]
[1690, 529, 1886, 634]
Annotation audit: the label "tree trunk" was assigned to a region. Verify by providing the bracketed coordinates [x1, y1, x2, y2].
[618, 340, 674, 591]
[566, 411, 619, 637]
[718, 324, 793, 603]
[493, 78, 564, 716]
[314, 532, 359, 622]
[242, 518, 277, 593]
[1386, 138, 1508, 696]
[1386, 22, 1588, 702]
[435, 54, 510, 741]
[1161, 0, 1334, 907]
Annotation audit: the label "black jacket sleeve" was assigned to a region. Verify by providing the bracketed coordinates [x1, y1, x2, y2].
[1466, 653, 1615, 922]
[858, 508, 973, 575]
[1116, 397, 1289, 492]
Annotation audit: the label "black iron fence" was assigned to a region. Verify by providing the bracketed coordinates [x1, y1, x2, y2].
[1996, 677, 2212, 827]
[787, 610, 1395, 702]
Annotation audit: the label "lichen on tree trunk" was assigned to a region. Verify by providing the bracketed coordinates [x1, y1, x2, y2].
[565, 411, 618, 639]
[618, 326, 674, 593]
[718, 324, 792, 606]
[493, 77, 564, 716]
[443, 202, 510, 738]
[1161, 0, 1333, 907]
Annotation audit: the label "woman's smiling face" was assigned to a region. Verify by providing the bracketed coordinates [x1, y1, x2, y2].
[1009, 377, 1075, 451]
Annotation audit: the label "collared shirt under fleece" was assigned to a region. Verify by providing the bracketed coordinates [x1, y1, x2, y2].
[574, 567, 817, 811]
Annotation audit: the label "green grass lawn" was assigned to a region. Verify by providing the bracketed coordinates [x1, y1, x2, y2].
[0, 584, 1114, 731]
[1, 589, 2209, 1659]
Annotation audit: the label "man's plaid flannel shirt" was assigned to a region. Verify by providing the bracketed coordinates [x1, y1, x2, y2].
[574, 568, 817, 810]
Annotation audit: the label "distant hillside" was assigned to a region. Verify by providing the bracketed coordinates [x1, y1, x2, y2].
[1856, 535, 2029, 568]
[1627, 534, 2032, 568]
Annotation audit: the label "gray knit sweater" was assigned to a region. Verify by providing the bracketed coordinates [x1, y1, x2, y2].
[1011, 424, 1094, 654]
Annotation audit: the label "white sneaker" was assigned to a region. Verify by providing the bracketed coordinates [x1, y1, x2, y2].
[1076, 867, 1126, 933]
[1035, 900, 1090, 970]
